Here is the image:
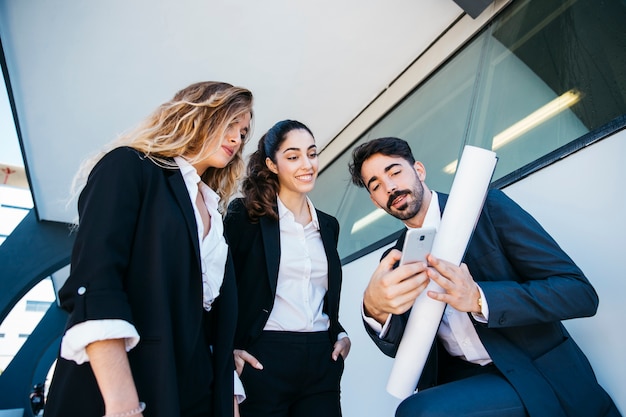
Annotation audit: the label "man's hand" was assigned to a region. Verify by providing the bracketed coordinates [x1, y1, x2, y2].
[363, 249, 430, 324]
[234, 349, 263, 376]
[425, 254, 481, 313]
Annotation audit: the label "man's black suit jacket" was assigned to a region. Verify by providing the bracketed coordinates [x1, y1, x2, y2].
[224, 198, 345, 349]
[366, 189, 619, 417]
[45, 147, 238, 417]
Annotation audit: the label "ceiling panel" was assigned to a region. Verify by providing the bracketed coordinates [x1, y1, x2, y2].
[0, 0, 463, 223]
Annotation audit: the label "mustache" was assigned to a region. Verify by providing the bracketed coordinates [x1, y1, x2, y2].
[387, 190, 410, 209]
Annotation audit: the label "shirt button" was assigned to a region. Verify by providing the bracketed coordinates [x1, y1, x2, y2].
[77, 286, 86, 295]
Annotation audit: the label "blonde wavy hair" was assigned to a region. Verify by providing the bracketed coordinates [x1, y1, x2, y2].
[70, 81, 254, 217]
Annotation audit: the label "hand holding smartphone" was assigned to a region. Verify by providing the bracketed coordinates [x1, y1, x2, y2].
[399, 227, 436, 265]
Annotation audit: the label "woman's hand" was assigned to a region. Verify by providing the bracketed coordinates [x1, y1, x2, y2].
[234, 349, 263, 376]
[332, 337, 351, 361]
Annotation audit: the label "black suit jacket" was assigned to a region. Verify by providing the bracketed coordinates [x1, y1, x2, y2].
[224, 198, 345, 349]
[366, 189, 619, 417]
[46, 147, 237, 417]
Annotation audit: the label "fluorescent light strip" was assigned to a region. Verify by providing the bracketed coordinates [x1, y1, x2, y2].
[442, 89, 582, 175]
[443, 160, 458, 174]
[351, 208, 387, 234]
[492, 89, 581, 150]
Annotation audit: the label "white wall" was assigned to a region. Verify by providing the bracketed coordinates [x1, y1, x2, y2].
[503, 130, 626, 413]
[339, 245, 401, 417]
[338, 130, 626, 416]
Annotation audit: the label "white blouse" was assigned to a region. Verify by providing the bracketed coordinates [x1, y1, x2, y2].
[175, 156, 227, 311]
[264, 196, 331, 333]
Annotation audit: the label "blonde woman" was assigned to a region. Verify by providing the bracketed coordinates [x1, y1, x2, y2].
[45, 82, 253, 417]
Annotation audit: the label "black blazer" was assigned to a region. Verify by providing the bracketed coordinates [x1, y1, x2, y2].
[45, 147, 237, 417]
[365, 189, 619, 417]
[224, 198, 345, 349]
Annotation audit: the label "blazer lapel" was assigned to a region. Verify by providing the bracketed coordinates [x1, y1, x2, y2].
[437, 192, 448, 214]
[318, 212, 339, 318]
[166, 169, 200, 262]
[260, 215, 281, 296]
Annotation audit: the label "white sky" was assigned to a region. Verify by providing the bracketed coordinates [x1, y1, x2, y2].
[0, 75, 23, 167]
[1, 74, 32, 244]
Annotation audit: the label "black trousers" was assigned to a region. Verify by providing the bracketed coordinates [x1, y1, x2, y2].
[396, 356, 527, 417]
[239, 331, 344, 417]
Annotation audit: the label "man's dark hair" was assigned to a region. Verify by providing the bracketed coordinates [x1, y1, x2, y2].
[348, 137, 416, 187]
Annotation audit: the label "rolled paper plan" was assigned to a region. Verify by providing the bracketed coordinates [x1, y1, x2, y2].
[386, 145, 497, 399]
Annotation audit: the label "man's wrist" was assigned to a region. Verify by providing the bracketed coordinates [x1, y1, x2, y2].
[473, 284, 488, 320]
[363, 300, 387, 324]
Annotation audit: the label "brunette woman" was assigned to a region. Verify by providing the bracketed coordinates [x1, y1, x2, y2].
[225, 120, 350, 417]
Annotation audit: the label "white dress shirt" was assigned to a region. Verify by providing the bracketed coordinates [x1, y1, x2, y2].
[262, 197, 347, 342]
[264, 196, 331, 333]
[175, 157, 227, 312]
[363, 191, 492, 365]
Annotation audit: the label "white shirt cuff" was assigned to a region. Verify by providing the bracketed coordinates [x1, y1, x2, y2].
[361, 302, 392, 338]
[60, 319, 140, 364]
[234, 370, 246, 404]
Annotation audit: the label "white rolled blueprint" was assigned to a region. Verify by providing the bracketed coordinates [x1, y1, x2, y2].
[386, 145, 497, 399]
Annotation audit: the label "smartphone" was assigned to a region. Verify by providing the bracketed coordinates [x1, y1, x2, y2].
[399, 227, 436, 265]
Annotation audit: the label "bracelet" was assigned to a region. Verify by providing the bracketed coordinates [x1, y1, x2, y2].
[103, 402, 146, 417]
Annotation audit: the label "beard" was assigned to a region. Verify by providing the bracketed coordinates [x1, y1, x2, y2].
[385, 180, 424, 221]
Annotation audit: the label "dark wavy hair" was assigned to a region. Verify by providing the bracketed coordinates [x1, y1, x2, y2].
[241, 119, 314, 221]
[348, 137, 416, 188]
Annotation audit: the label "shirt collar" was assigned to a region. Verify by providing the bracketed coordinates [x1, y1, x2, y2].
[277, 196, 320, 230]
[173, 156, 220, 212]
[174, 156, 201, 184]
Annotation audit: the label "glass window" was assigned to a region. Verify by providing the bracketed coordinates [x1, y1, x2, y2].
[25, 300, 53, 313]
[0, 279, 55, 373]
[310, 0, 626, 260]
